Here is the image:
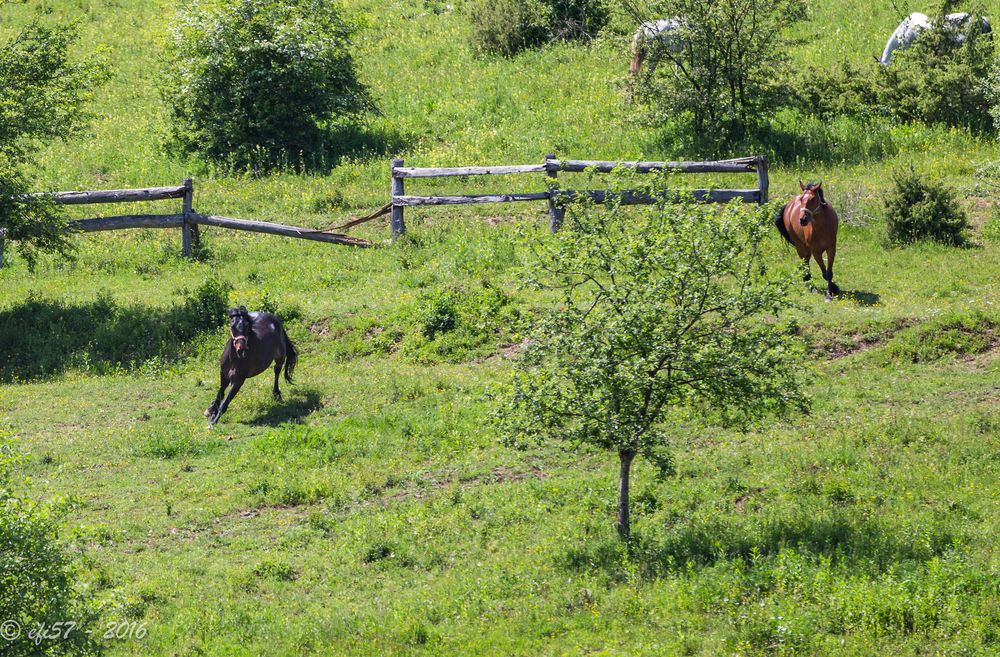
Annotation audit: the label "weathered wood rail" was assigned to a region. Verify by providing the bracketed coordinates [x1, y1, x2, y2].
[389, 154, 769, 237]
[0, 179, 366, 267]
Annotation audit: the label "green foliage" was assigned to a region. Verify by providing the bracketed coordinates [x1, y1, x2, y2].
[467, 0, 609, 56]
[0, 12, 108, 264]
[881, 16, 994, 134]
[885, 311, 997, 363]
[631, 0, 805, 146]
[0, 278, 229, 381]
[405, 283, 520, 363]
[494, 181, 806, 537]
[883, 168, 968, 246]
[983, 214, 1000, 241]
[0, 424, 97, 657]
[162, 0, 372, 170]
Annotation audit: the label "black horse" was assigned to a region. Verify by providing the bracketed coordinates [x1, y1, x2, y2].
[205, 306, 298, 425]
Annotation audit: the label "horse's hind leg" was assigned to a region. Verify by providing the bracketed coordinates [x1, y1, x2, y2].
[272, 357, 284, 401]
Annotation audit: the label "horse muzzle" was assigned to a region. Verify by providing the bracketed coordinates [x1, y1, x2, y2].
[233, 336, 248, 358]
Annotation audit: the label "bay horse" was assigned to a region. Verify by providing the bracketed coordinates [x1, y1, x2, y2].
[205, 306, 298, 425]
[775, 182, 841, 298]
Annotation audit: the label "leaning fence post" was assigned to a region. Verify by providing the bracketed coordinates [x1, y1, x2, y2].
[181, 178, 197, 257]
[756, 155, 769, 205]
[545, 153, 565, 232]
[391, 159, 406, 239]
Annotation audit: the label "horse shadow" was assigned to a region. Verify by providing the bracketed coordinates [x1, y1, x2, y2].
[248, 388, 324, 426]
[839, 289, 880, 307]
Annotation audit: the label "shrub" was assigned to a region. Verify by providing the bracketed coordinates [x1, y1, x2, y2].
[467, 0, 609, 57]
[883, 168, 968, 246]
[881, 15, 993, 133]
[0, 425, 97, 656]
[162, 0, 372, 170]
[630, 0, 805, 147]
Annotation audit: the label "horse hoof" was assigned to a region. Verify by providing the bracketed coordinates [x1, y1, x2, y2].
[273, 392, 283, 401]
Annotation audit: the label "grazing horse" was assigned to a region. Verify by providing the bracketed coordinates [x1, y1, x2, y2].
[880, 12, 991, 65]
[629, 17, 685, 78]
[775, 182, 841, 298]
[205, 306, 298, 425]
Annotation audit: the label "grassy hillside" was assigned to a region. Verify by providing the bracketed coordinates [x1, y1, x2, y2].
[1, 1, 999, 656]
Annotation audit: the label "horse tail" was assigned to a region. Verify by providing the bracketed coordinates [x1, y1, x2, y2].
[282, 328, 298, 384]
[774, 202, 794, 246]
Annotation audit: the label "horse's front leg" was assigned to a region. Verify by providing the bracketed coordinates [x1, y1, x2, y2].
[801, 257, 812, 282]
[210, 375, 245, 425]
[824, 246, 840, 297]
[813, 250, 837, 299]
[205, 372, 230, 419]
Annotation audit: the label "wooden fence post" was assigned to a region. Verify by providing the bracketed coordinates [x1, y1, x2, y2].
[545, 153, 565, 232]
[391, 159, 406, 239]
[756, 155, 769, 205]
[181, 178, 198, 257]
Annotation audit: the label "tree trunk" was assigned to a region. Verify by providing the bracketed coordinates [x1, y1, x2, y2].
[617, 449, 637, 540]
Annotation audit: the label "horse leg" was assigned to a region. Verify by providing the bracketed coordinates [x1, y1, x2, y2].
[272, 358, 284, 401]
[205, 371, 230, 419]
[813, 251, 834, 298]
[801, 257, 812, 282]
[210, 375, 245, 425]
[824, 246, 841, 296]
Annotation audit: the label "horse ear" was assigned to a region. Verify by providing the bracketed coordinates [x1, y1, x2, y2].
[238, 306, 248, 314]
[799, 180, 806, 191]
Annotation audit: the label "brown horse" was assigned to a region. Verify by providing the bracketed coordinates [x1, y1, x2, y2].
[775, 182, 841, 298]
[205, 307, 298, 425]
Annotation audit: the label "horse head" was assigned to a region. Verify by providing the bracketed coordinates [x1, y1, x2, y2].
[228, 306, 252, 359]
[796, 181, 827, 226]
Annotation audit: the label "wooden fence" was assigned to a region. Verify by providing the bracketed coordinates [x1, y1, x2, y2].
[0, 178, 367, 268]
[389, 154, 769, 237]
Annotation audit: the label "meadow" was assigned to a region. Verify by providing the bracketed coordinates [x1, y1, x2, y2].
[1, 0, 999, 655]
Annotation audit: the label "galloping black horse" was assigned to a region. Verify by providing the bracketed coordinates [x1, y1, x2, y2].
[205, 306, 298, 425]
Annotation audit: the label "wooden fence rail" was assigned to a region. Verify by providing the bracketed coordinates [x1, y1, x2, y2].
[0, 178, 367, 268]
[389, 154, 769, 237]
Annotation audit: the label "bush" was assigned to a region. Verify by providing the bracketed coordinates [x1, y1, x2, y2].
[883, 168, 968, 246]
[881, 15, 993, 133]
[467, 0, 608, 56]
[0, 425, 97, 657]
[162, 0, 372, 170]
[631, 0, 805, 147]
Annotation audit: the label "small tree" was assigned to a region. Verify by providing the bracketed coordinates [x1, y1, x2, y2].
[626, 0, 805, 146]
[494, 183, 806, 539]
[162, 0, 373, 170]
[0, 16, 108, 266]
[467, 0, 609, 57]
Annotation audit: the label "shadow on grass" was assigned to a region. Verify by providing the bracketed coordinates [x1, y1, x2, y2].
[248, 388, 324, 426]
[560, 510, 957, 581]
[840, 289, 880, 307]
[0, 290, 225, 383]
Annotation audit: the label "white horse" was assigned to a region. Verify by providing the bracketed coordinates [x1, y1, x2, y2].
[629, 18, 685, 78]
[880, 12, 992, 65]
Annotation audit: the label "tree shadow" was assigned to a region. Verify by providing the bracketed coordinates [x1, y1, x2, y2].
[645, 112, 896, 167]
[248, 388, 324, 426]
[0, 290, 226, 383]
[560, 511, 956, 581]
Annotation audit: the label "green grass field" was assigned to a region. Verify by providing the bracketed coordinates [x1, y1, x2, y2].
[1, 1, 1000, 655]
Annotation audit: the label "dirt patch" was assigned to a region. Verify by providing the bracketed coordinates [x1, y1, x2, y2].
[811, 318, 917, 359]
[475, 339, 531, 363]
[308, 318, 330, 337]
[364, 325, 384, 339]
